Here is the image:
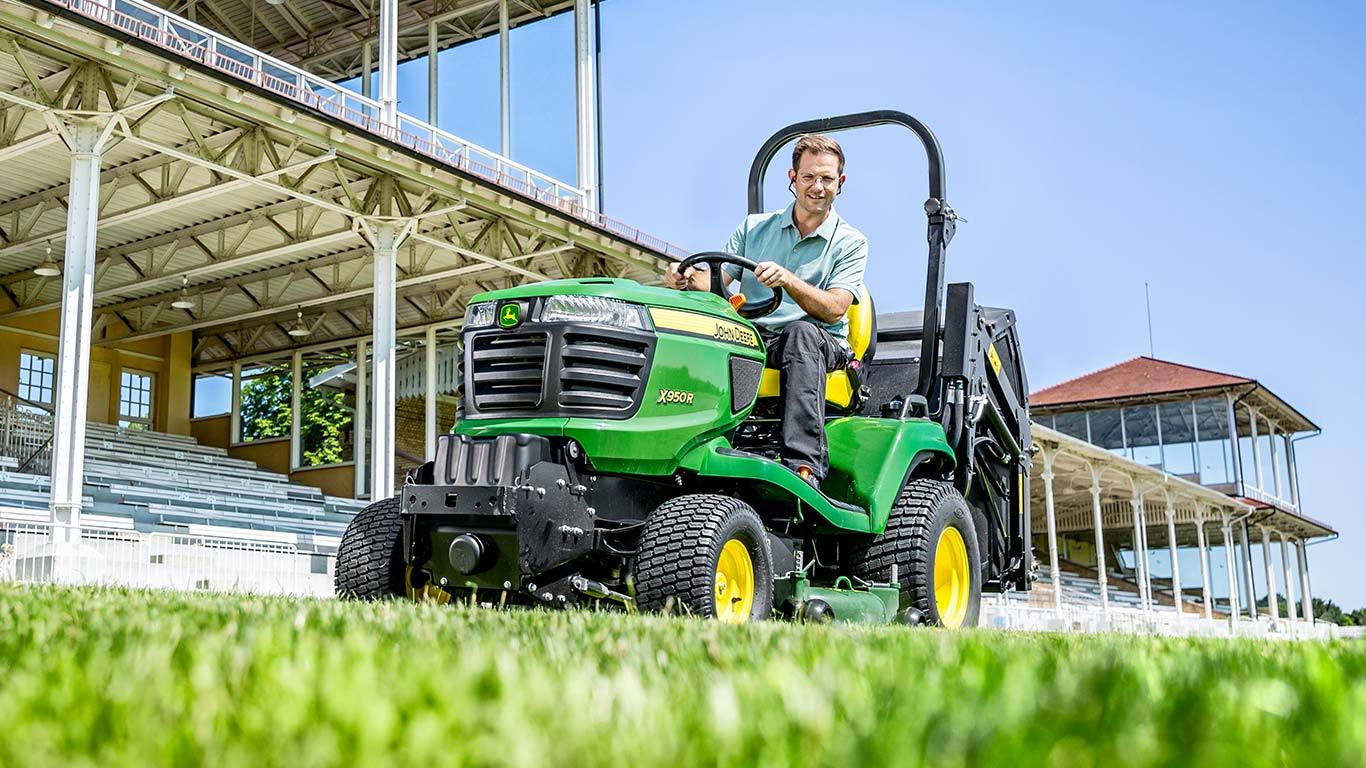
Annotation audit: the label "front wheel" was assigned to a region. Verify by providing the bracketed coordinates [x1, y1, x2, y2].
[635, 494, 774, 623]
[335, 497, 406, 599]
[847, 479, 982, 628]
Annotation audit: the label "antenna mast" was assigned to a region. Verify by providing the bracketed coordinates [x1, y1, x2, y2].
[1145, 282, 1155, 357]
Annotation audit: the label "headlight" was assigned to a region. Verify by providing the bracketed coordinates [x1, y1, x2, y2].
[539, 296, 651, 331]
[464, 301, 495, 328]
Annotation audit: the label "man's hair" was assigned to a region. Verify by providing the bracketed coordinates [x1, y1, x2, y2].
[792, 134, 845, 174]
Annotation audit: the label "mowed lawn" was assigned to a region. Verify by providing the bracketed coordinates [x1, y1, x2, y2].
[1, 585, 1363, 768]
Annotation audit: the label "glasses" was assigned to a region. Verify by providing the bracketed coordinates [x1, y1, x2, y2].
[795, 173, 840, 188]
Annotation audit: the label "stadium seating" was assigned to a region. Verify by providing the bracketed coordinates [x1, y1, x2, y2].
[1001, 560, 1220, 618]
[0, 422, 366, 552]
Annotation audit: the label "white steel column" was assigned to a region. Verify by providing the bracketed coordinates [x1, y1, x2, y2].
[1221, 517, 1240, 627]
[499, 0, 511, 156]
[371, 223, 400, 499]
[1268, 422, 1282, 501]
[1285, 434, 1301, 509]
[1194, 507, 1212, 621]
[1296, 539, 1313, 624]
[1165, 499, 1182, 620]
[1139, 498, 1154, 612]
[1130, 494, 1149, 616]
[290, 350, 302, 469]
[378, 0, 399, 128]
[574, 0, 598, 210]
[355, 340, 367, 499]
[428, 21, 439, 128]
[1041, 451, 1062, 613]
[1260, 526, 1279, 622]
[1279, 532, 1297, 624]
[1238, 522, 1257, 619]
[1249, 407, 1264, 492]
[48, 118, 114, 548]
[1089, 466, 1109, 618]
[230, 361, 242, 443]
[425, 325, 438, 461]
[1227, 395, 1244, 496]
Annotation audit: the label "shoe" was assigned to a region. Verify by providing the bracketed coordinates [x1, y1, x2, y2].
[795, 465, 821, 492]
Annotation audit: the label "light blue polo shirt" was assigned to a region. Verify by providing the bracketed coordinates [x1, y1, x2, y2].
[721, 203, 868, 340]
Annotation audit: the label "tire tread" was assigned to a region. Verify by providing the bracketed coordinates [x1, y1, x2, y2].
[847, 478, 978, 625]
[635, 494, 769, 618]
[334, 496, 405, 599]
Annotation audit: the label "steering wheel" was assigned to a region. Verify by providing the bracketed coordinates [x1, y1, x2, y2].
[676, 251, 784, 320]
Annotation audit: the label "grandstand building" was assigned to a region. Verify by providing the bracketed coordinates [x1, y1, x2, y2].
[1008, 357, 1333, 635]
[0, 0, 675, 587]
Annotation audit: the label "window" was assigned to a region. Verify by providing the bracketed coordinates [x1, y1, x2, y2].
[239, 365, 290, 443]
[1258, 431, 1277, 495]
[17, 351, 55, 407]
[1159, 402, 1198, 477]
[193, 374, 231, 417]
[1053, 411, 1089, 441]
[1089, 409, 1125, 453]
[1193, 398, 1233, 485]
[1123, 405, 1161, 468]
[119, 370, 154, 430]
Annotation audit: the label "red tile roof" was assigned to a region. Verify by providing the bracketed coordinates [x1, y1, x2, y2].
[1031, 356, 1252, 407]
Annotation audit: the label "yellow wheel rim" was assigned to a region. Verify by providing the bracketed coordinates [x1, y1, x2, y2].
[714, 538, 755, 623]
[934, 526, 971, 628]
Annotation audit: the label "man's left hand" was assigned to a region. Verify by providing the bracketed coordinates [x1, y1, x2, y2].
[753, 261, 794, 289]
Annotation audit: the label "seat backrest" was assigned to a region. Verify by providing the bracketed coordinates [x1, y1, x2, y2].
[846, 284, 876, 363]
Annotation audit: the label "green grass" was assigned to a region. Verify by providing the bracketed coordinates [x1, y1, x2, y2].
[1, 584, 1363, 767]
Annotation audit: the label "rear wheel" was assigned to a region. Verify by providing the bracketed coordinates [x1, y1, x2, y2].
[335, 497, 406, 599]
[635, 494, 774, 623]
[847, 478, 981, 628]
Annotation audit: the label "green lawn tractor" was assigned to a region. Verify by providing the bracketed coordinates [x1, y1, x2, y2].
[335, 110, 1032, 627]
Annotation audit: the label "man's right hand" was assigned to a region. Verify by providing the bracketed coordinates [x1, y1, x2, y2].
[664, 261, 711, 291]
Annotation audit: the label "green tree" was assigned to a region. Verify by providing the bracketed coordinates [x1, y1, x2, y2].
[1313, 597, 1351, 625]
[240, 369, 352, 466]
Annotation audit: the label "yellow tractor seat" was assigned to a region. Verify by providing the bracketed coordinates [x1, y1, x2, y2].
[756, 285, 876, 410]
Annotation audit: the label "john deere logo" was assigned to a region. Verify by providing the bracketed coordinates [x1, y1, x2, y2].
[497, 303, 522, 328]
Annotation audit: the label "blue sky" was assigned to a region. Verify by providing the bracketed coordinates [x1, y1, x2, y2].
[373, 1, 1366, 605]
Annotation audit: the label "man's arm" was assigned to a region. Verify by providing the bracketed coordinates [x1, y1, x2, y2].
[753, 263, 853, 324]
[664, 219, 745, 291]
[664, 262, 734, 291]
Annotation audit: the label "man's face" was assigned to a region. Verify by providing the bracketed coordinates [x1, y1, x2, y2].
[788, 151, 844, 220]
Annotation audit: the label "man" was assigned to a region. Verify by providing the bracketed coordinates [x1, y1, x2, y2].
[665, 134, 868, 489]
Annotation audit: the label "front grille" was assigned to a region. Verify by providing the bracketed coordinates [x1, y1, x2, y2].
[464, 322, 656, 420]
[469, 332, 548, 411]
[558, 330, 650, 412]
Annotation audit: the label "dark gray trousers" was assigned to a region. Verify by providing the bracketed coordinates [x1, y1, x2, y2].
[760, 321, 850, 479]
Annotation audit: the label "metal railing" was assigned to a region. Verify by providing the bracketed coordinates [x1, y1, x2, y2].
[0, 392, 54, 474]
[1242, 484, 1298, 514]
[43, 0, 689, 261]
[0, 516, 333, 596]
[981, 595, 1337, 640]
[395, 343, 460, 400]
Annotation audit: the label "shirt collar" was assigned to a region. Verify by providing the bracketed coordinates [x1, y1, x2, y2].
[781, 202, 841, 241]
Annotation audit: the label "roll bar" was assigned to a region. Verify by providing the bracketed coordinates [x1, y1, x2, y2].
[746, 110, 957, 408]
